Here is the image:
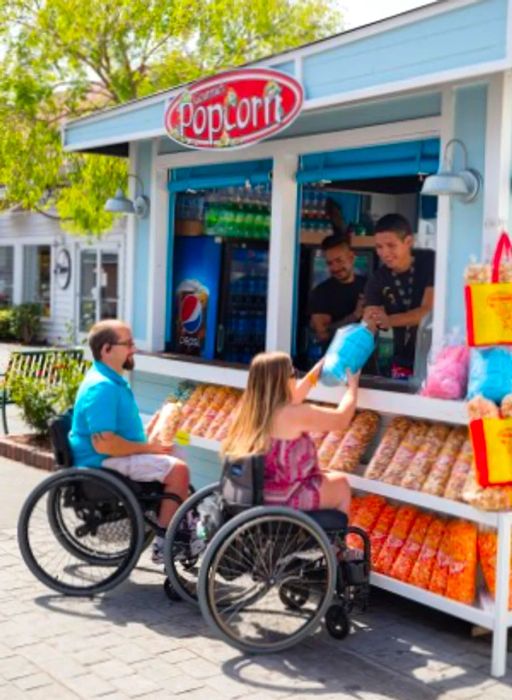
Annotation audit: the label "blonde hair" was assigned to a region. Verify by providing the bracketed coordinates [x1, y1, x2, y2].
[222, 352, 293, 459]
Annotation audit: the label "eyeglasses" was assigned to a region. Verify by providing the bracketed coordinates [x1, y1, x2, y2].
[112, 340, 136, 348]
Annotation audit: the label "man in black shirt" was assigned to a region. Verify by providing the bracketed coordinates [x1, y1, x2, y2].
[309, 235, 366, 346]
[363, 213, 435, 377]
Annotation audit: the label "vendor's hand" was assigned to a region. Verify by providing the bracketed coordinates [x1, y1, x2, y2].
[147, 438, 173, 455]
[354, 294, 365, 321]
[365, 305, 390, 330]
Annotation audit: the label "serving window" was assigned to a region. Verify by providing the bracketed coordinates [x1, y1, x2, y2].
[292, 138, 440, 392]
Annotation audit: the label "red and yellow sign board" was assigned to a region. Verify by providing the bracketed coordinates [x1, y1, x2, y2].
[164, 69, 304, 150]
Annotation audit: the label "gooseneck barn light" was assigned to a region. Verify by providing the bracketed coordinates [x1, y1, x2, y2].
[421, 138, 481, 203]
[105, 174, 150, 218]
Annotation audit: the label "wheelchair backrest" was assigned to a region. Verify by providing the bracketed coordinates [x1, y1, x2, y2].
[49, 411, 74, 469]
[220, 453, 265, 516]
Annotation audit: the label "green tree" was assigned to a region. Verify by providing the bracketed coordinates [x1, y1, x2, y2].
[0, 0, 343, 235]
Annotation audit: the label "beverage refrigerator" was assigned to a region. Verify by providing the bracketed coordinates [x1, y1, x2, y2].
[170, 235, 268, 363]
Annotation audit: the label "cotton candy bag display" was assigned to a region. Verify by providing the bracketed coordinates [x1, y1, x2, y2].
[320, 323, 375, 386]
[467, 347, 512, 403]
[420, 344, 469, 399]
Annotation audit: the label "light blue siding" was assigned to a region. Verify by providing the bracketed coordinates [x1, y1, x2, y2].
[132, 141, 152, 341]
[269, 61, 295, 76]
[302, 0, 506, 100]
[64, 101, 164, 149]
[445, 83, 487, 333]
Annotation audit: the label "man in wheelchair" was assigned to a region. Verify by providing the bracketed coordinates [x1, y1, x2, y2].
[69, 319, 189, 564]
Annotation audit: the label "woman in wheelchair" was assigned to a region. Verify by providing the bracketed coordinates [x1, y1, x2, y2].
[221, 351, 359, 515]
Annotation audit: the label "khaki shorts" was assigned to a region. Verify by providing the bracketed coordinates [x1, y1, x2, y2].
[102, 454, 180, 482]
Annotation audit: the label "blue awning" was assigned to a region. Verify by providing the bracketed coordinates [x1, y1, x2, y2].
[168, 159, 273, 192]
[296, 139, 439, 184]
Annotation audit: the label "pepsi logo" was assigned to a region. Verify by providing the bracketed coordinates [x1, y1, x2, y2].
[180, 293, 203, 334]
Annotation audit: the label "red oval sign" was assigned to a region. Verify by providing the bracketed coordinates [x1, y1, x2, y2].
[164, 68, 303, 150]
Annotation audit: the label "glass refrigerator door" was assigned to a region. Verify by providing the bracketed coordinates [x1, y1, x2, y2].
[171, 236, 222, 359]
[217, 243, 268, 364]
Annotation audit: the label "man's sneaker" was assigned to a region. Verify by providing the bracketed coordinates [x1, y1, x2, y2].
[151, 541, 164, 565]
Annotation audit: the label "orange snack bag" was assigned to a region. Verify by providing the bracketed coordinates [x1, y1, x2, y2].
[445, 521, 477, 604]
[346, 494, 386, 551]
[409, 518, 446, 588]
[374, 505, 418, 575]
[477, 529, 512, 608]
[348, 496, 365, 524]
[370, 504, 400, 567]
[390, 512, 433, 582]
[428, 522, 455, 595]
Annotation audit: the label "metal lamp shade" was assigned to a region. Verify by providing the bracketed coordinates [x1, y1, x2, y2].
[104, 189, 135, 214]
[421, 169, 480, 202]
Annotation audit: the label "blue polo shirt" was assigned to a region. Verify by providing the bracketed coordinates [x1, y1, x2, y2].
[69, 361, 146, 467]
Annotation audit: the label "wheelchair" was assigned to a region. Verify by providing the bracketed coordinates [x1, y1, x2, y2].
[17, 412, 188, 598]
[163, 454, 371, 654]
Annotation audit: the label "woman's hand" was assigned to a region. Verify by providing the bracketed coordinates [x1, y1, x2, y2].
[308, 358, 324, 386]
[345, 369, 360, 393]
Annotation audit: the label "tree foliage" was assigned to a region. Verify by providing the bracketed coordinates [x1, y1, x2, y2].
[0, 0, 342, 235]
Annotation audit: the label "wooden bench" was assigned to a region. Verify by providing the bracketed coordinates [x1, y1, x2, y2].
[0, 348, 85, 434]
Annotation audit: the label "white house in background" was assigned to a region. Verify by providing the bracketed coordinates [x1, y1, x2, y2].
[0, 208, 127, 344]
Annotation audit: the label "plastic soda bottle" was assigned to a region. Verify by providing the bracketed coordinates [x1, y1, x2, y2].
[320, 322, 375, 386]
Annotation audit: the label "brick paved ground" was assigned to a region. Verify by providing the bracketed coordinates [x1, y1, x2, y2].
[0, 455, 511, 700]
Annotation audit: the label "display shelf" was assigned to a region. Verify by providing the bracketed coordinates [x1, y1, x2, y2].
[135, 353, 468, 425]
[347, 474, 498, 526]
[350, 235, 375, 248]
[369, 573, 496, 629]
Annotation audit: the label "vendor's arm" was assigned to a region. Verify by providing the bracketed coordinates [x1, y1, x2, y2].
[370, 287, 433, 330]
[310, 313, 332, 343]
[92, 432, 171, 456]
[328, 294, 365, 331]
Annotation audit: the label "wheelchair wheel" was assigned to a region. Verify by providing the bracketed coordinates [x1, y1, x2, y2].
[18, 469, 145, 596]
[164, 483, 222, 605]
[198, 506, 336, 654]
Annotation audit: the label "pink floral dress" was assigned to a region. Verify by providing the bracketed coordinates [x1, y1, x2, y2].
[263, 433, 322, 511]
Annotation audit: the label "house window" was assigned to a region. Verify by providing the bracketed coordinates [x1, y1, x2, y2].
[23, 245, 51, 316]
[79, 249, 119, 332]
[0, 246, 14, 308]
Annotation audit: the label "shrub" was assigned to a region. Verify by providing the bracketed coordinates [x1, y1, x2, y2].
[0, 309, 14, 340]
[7, 353, 88, 436]
[10, 303, 42, 344]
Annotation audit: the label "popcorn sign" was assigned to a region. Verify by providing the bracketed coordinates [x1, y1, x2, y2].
[164, 69, 304, 150]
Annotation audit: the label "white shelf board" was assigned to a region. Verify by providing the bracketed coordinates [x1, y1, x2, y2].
[348, 474, 499, 527]
[370, 573, 496, 629]
[134, 353, 467, 425]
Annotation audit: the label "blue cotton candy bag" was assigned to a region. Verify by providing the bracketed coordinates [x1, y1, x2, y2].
[467, 347, 512, 403]
[320, 323, 375, 386]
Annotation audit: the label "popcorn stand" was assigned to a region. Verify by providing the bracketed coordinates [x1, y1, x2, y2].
[62, 0, 512, 677]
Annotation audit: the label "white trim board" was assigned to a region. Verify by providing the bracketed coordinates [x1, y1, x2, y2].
[155, 117, 441, 170]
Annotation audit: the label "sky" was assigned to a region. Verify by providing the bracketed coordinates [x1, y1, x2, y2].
[340, 0, 438, 29]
